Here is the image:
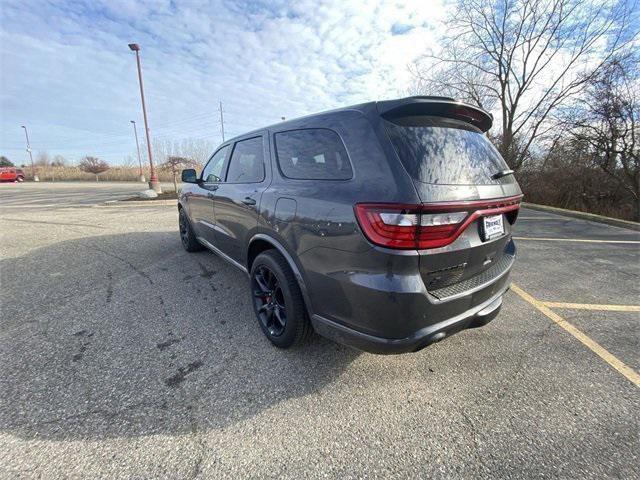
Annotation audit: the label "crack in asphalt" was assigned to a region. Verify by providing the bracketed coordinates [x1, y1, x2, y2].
[1, 248, 186, 336]
[86, 243, 154, 285]
[8, 401, 152, 430]
[497, 320, 556, 400]
[459, 408, 490, 475]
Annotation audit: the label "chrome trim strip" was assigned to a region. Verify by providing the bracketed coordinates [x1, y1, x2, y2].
[197, 236, 248, 274]
[198, 220, 216, 230]
[198, 219, 232, 237]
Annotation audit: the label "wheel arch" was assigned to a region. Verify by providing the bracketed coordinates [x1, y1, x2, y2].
[247, 234, 314, 317]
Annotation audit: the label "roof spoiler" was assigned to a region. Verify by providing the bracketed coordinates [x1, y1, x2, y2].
[377, 96, 493, 132]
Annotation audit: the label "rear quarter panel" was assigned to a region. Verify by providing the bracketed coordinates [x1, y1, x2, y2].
[259, 109, 420, 318]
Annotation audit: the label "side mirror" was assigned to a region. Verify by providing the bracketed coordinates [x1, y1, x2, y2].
[181, 168, 197, 183]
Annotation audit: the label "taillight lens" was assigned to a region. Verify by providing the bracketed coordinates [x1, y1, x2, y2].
[420, 212, 468, 226]
[355, 206, 419, 249]
[354, 196, 522, 250]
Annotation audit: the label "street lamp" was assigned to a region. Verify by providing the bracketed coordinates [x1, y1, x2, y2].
[130, 120, 145, 182]
[128, 43, 161, 193]
[20, 125, 38, 182]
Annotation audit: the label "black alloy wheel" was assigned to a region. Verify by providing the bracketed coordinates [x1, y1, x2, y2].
[178, 208, 204, 252]
[252, 265, 287, 336]
[249, 250, 313, 348]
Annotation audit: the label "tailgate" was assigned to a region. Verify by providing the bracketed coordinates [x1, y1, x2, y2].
[417, 198, 519, 299]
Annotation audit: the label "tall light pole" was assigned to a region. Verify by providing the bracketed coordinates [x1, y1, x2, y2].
[219, 101, 225, 141]
[128, 43, 161, 193]
[20, 125, 38, 182]
[130, 120, 145, 182]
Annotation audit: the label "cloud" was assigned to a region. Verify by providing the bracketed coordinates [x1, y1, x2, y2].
[391, 23, 415, 35]
[0, 0, 446, 164]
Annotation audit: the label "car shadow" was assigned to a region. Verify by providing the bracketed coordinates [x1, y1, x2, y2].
[0, 231, 360, 440]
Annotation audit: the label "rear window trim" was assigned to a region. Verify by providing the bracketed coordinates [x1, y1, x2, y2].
[273, 127, 354, 182]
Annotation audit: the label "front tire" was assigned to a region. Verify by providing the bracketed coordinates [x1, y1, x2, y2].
[178, 208, 204, 252]
[250, 250, 312, 348]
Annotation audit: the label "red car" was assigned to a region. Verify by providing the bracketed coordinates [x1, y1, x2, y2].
[0, 167, 25, 182]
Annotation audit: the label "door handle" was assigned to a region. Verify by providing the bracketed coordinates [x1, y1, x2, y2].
[241, 197, 257, 206]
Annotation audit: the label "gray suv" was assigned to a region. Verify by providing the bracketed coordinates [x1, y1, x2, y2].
[178, 96, 522, 354]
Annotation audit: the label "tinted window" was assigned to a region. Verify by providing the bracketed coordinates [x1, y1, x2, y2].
[385, 116, 512, 185]
[275, 129, 352, 180]
[226, 137, 265, 183]
[201, 145, 229, 182]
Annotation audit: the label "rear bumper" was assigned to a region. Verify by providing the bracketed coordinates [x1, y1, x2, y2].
[311, 283, 509, 354]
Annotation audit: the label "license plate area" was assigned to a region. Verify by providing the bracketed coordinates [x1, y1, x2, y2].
[481, 214, 504, 241]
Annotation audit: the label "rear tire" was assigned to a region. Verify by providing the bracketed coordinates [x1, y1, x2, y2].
[179, 208, 204, 252]
[250, 250, 312, 348]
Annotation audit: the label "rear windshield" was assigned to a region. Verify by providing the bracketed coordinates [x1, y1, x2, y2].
[384, 116, 512, 185]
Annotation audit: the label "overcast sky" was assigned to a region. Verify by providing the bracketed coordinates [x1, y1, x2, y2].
[0, 0, 447, 165]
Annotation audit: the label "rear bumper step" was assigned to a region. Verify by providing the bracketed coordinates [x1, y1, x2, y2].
[429, 253, 515, 300]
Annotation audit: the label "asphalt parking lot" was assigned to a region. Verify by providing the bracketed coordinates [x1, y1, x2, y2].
[1, 182, 639, 479]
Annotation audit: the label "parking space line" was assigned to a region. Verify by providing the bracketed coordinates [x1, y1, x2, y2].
[511, 284, 640, 388]
[541, 302, 640, 312]
[517, 217, 568, 220]
[513, 237, 640, 244]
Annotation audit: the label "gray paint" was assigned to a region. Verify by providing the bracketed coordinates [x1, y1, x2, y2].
[179, 97, 523, 353]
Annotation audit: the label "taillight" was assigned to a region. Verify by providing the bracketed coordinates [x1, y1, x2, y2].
[355, 206, 419, 249]
[354, 195, 522, 250]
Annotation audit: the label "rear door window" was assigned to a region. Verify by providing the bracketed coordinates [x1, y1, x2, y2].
[384, 116, 512, 185]
[226, 136, 265, 183]
[275, 129, 352, 180]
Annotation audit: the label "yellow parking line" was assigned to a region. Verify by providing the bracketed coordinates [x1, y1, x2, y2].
[511, 284, 640, 388]
[513, 237, 640, 244]
[541, 302, 640, 312]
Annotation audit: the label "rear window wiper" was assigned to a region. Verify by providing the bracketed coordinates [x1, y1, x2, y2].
[492, 169, 514, 180]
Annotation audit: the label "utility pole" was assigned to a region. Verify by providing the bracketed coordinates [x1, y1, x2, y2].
[128, 43, 161, 193]
[130, 120, 145, 182]
[20, 125, 38, 182]
[219, 101, 225, 141]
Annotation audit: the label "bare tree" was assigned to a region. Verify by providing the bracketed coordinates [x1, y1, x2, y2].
[569, 56, 639, 220]
[51, 155, 66, 167]
[120, 155, 136, 169]
[410, 0, 635, 170]
[35, 151, 50, 167]
[148, 137, 214, 169]
[160, 156, 197, 193]
[79, 156, 110, 181]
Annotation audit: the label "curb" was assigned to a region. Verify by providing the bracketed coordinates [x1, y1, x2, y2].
[99, 198, 178, 207]
[523, 202, 640, 231]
